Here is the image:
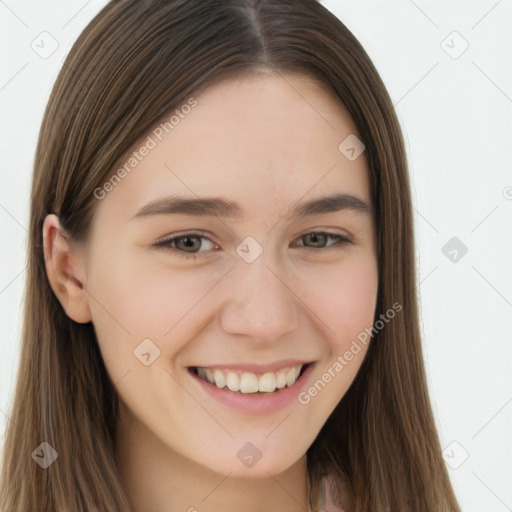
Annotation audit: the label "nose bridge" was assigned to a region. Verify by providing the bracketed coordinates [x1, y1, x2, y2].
[219, 248, 299, 342]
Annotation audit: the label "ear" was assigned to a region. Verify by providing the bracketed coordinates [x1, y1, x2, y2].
[42, 214, 92, 324]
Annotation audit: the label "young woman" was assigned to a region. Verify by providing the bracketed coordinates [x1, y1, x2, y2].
[0, 1, 462, 511]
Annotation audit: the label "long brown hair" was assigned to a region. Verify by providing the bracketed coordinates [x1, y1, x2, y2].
[0, 1, 461, 510]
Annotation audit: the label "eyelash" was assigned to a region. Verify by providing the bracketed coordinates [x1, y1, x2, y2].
[153, 231, 353, 260]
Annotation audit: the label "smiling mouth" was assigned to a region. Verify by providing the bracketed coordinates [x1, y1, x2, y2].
[188, 363, 311, 394]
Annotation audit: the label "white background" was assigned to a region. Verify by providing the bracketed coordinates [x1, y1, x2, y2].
[1, 1, 511, 510]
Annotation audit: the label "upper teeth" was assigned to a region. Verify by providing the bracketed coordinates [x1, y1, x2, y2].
[195, 365, 303, 393]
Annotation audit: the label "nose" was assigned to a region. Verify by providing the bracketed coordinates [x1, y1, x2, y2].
[218, 250, 300, 344]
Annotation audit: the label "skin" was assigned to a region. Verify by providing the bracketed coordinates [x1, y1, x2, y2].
[43, 72, 378, 512]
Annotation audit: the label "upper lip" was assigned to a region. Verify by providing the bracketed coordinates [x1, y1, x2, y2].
[189, 359, 314, 374]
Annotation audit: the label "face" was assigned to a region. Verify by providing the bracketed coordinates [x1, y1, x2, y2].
[45, 72, 378, 478]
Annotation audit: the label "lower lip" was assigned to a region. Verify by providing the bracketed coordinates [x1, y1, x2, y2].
[188, 363, 315, 415]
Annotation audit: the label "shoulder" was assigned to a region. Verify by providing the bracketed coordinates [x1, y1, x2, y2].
[319, 473, 353, 512]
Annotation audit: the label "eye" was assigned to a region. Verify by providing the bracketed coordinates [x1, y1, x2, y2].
[153, 232, 218, 260]
[153, 230, 352, 261]
[294, 231, 352, 250]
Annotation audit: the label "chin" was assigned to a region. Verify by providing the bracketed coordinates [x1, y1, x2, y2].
[205, 446, 305, 479]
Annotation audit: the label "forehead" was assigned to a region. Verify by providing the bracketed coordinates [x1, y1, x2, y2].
[92, 72, 370, 232]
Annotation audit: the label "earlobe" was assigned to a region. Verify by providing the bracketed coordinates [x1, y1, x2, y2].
[42, 214, 92, 324]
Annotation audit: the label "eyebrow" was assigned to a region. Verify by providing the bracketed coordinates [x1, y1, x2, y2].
[131, 192, 371, 221]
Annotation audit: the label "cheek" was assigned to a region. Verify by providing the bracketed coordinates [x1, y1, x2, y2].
[295, 257, 378, 411]
[302, 255, 378, 351]
[86, 252, 223, 364]
[87, 249, 186, 332]
[84, 250, 167, 369]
